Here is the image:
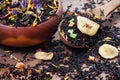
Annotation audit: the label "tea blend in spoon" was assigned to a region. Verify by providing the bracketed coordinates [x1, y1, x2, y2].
[58, 11, 108, 48]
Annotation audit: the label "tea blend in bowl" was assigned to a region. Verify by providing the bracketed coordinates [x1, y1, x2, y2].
[0, 0, 58, 27]
[58, 10, 110, 48]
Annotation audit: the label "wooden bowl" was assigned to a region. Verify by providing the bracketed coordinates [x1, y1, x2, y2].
[0, 0, 63, 47]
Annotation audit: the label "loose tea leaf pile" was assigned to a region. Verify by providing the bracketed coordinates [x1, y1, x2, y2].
[0, 0, 58, 27]
[0, 26, 119, 79]
[0, 0, 119, 80]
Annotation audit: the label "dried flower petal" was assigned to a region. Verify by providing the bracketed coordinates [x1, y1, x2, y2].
[27, 69, 32, 75]
[11, 0, 19, 6]
[15, 62, 25, 69]
[68, 22, 74, 27]
[88, 56, 95, 61]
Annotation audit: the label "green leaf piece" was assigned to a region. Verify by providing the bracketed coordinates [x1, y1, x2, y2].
[68, 29, 77, 39]
[69, 18, 74, 22]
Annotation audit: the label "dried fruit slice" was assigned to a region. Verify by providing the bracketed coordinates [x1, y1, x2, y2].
[77, 16, 100, 36]
[34, 51, 54, 60]
[99, 44, 119, 59]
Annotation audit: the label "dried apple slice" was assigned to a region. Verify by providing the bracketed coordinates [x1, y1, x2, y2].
[99, 44, 119, 59]
[34, 51, 54, 60]
[77, 16, 100, 36]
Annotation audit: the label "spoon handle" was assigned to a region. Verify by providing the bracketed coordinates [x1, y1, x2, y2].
[91, 0, 120, 20]
[101, 0, 120, 17]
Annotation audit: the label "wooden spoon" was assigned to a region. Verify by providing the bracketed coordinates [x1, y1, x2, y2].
[58, 0, 120, 48]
